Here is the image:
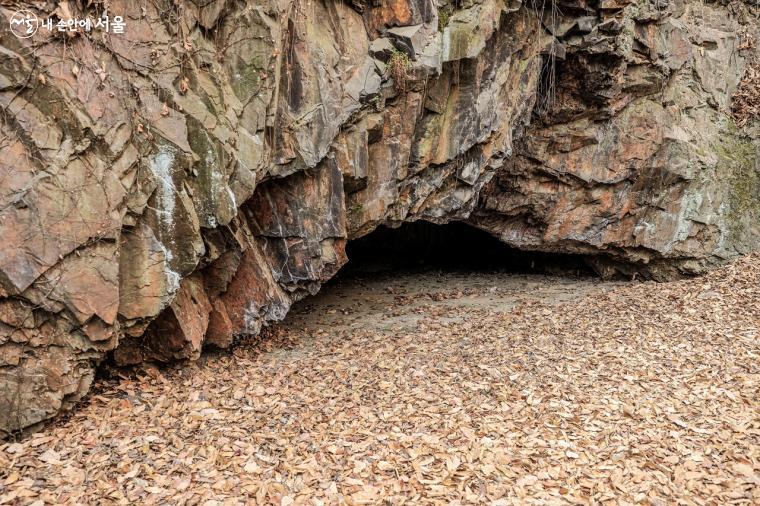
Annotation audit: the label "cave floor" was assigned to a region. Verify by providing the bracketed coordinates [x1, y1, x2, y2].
[1, 256, 758, 505]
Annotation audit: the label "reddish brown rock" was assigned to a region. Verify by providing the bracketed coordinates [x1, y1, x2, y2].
[248, 161, 349, 292]
[206, 300, 235, 349]
[115, 274, 211, 364]
[362, 0, 436, 37]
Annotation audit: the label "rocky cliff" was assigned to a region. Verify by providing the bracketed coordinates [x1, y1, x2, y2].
[0, 0, 757, 435]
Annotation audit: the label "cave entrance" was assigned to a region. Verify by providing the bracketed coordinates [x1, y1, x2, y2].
[340, 221, 594, 277]
[282, 221, 598, 336]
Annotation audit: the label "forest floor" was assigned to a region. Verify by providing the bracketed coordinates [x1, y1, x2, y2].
[1, 255, 758, 505]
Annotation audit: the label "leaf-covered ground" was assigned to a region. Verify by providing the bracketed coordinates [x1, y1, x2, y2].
[1, 255, 758, 505]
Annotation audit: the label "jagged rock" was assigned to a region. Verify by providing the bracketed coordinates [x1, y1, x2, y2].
[248, 161, 349, 294]
[441, 0, 516, 62]
[0, 0, 757, 435]
[469, 0, 759, 278]
[369, 37, 396, 60]
[115, 274, 211, 364]
[387, 24, 435, 60]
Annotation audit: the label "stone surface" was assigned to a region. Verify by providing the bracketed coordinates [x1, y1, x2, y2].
[0, 0, 757, 435]
[469, 0, 760, 279]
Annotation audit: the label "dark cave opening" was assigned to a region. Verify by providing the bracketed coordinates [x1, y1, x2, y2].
[340, 221, 595, 277]
[96, 222, 596, 386]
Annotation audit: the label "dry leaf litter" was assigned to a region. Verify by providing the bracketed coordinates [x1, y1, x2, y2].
[1, 254, 758, 505]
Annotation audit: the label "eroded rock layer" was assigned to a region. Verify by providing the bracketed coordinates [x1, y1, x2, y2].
[471, 0, 760, 278]
[0, 0, 757, 434]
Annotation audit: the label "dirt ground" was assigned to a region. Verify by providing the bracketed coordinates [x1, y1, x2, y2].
[282, 269, 614, 337]
[1, 256, 758, 505]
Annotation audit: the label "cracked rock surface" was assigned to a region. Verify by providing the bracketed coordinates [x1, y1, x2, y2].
[0, 0, 758, 434]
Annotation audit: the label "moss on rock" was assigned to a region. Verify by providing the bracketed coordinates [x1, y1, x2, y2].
[716, 126, 759, 249]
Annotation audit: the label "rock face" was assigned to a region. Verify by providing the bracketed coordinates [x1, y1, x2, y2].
[0, 0, 757, 435]
[470, 0, 760, 278]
